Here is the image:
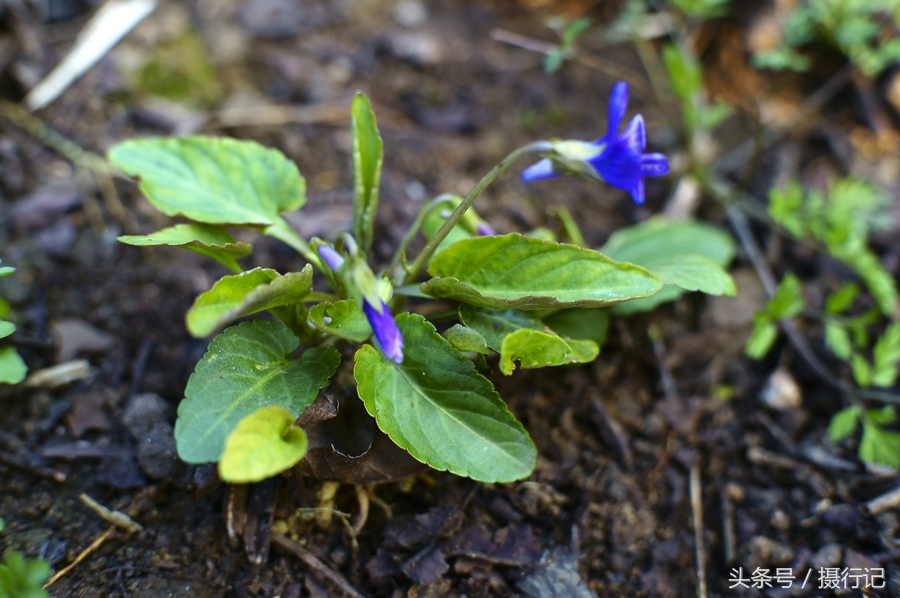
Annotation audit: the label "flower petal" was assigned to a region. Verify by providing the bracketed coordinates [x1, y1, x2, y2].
[630, 178, 645, 205]
[317, 245, 345, 270]
[363, 300, 404, 364]
[620, 114, 646, 153]
[520, 158, 560, 182]
[607, 81, 629, 139]
[589, 143, 642, 199]
[640, 153, 670, 176]
[476, 223, 496, 236]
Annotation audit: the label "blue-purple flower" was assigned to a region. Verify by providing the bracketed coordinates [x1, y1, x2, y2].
[317, 245, 404, 364]
[521, 81, 669, 204]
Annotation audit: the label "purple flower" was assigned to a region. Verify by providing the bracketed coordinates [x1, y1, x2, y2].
[316, 245, 404, 364]
[475, 223, 496, 236]
[362, 299, 404, 364]
[521, 81, 669, 204]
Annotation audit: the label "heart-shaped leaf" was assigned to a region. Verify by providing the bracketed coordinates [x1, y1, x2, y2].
[351, 93, 384, 255]
[175, 320, 340, 463]
[354, 313, 535, 483]
[499, 329, 598, 375]
[602, 217, 736, 315]
[218, 405, 308, 483]
[423, 234, 660, 309]
[308, 300, 372, 342]
[187, 265, 313, 337]
[118, 223, 252, 272]
[108, 136, 305, 226]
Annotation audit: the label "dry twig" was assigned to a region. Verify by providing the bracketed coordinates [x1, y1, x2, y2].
[690, 464, 708, 598]
[44, 528, 114, 589]
[271, 532, 366, 598]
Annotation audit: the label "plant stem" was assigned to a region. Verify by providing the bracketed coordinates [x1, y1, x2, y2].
[403, 141, 550, 285]
[389, 194, 457, 281]
[265, 219, 323, 272]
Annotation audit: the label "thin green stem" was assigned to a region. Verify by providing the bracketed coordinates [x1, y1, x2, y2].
[265, 219, 323, 272]
[403, 141, 551, 285]
[389, 194, 457, 281]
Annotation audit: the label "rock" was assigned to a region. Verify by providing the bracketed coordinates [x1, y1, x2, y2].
[760, 368, 802, 410]
[389, 32, 442, 66]
[11, 183, 80, 235]
[394, 0, 428, 28]
[122, 393, 173, 434]
[51, 318, 115, 362]
[515, 547, 597, 598]
[811, 543, 842, 570]
[743, 536, 794, 571]
[65, 391, 113, 437]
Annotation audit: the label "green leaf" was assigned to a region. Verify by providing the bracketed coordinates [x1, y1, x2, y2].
[745, 316, 778, 359]
[825, 321, 853, 361]
[0, 267, 14, 278]
[828, 406, 860, 443]
[642, 254, 736, 296]
[422, 196, 473, 259]
[350, 93, 384, 255]
[0, 321, 15, 340]
[175, 320, 340, 463]
[118, 223, 252, 272]
[459, 305, 545, 351]
[442, 324, 489, 354]
[852, 353, 872, 387]
[541, 307, 609, 346]
[218, 405, 308, 483]
[0, 346, 27, 385]
[424, 234, 661, 309]
[602, 217, 736, 314]
[354, 313, 536, 483]
[186, 265, 313, 337]
[499, 329, 597, 375]
[766, 274, 805, 319]
[0, 551, 51, 598]
[866, 405, 897, 426]
[308, 300, 372, 342]
[872, 322, 900, 387]
[825, 283, 859, 314]
[602, 217, 736, 267]
[768, 182, 806, 237]
[859, 420, 900, 468]
[108, 136, 306, 226]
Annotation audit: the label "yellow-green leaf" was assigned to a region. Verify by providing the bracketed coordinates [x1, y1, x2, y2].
[218, 406, 308, 483]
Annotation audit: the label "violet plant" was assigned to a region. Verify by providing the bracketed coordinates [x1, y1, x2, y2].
[109, 84, 734, 484]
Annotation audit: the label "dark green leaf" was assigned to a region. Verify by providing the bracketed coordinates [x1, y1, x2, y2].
[866, 405, 897, 426]
[825, 283, 859, 315]
[118, 223, 252, 272]
[218, 405, 308, 483]
[308, 300, 372, 342]
[350, 93, 383, 255]
[541, 307, 609, 346]
[186, 265, 313, 337]
[108, 136, 306, 226]
[354, 313, 536, 483]
[175, 321, 340, 463]
[424, 234, 661, 309]
[0, 321, 15, 340]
